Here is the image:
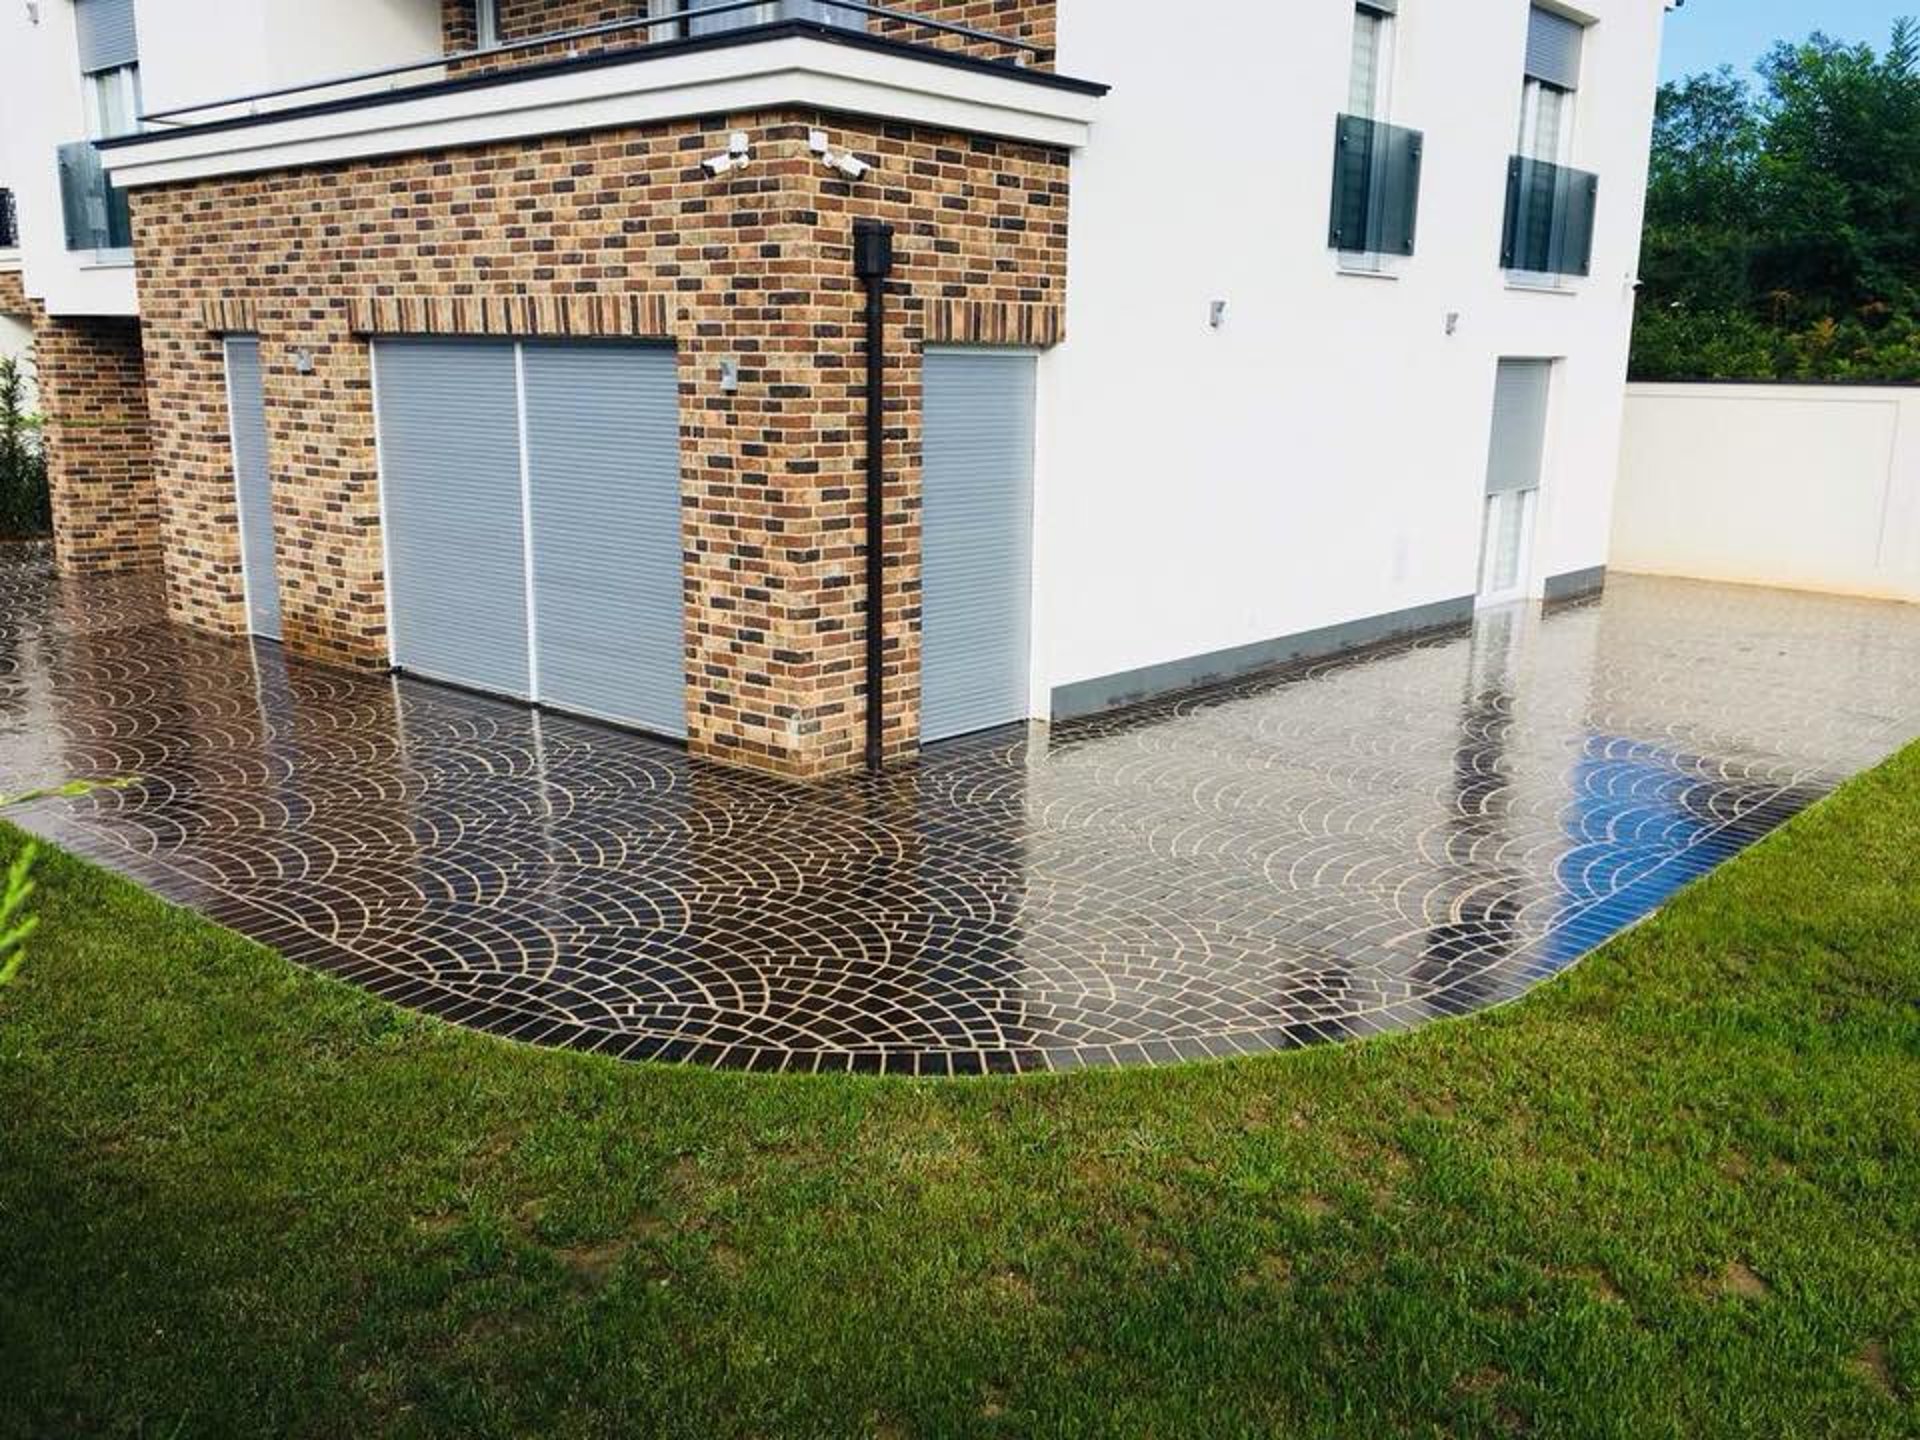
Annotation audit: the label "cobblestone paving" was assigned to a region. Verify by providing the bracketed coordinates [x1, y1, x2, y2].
[5, 545, 1919, 1074]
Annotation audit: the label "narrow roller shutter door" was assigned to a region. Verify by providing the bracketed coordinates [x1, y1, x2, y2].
[225, 336, 281, 640]
[75, 0, 138, 72]
[523, 343, 686, 738]
[920, 350, 1036, 743]
[1485, 359, 1552, 496]
[375, 339, 531, 697]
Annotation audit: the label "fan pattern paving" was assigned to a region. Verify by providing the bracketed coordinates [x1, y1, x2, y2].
[5, 545, 1920, 1074]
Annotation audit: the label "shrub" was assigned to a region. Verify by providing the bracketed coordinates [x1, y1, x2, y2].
[0, 352, 50, 540]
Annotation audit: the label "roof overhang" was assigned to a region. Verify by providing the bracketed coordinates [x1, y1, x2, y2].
[99, 27, 1106, 188]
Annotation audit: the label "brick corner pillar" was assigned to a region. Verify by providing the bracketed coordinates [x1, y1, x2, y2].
[32, 307, 162, 575]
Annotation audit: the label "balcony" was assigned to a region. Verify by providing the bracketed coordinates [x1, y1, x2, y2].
[57, 140, 133, 254]
[1501, 156, 1598, 278]
[1327, 115, 1424, 258]
[98, 0, 1102, 190]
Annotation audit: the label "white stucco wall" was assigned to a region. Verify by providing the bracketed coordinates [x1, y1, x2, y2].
[1035, 0, 1665, 704]
[0, 0, 443, 320]
[0, 0, 138, 318]
[1613, 383, 1920, 603]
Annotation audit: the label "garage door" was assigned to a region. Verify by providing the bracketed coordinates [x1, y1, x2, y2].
[920, 349, 1036, 743]
[373, 338, 685, 737]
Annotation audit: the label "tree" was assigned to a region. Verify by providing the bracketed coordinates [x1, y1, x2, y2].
[1633, 20, 1920, 381]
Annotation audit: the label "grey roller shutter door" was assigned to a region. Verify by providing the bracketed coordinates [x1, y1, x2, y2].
[225, 337, 281, 640]
[921, 350, 1036, 743]
[75, 0, 138, 72]
[1485, 359, 1552, 496]
[375, 339, 531, 698]
[523, 343, 686, 738]
[1525, 7, 1583, 90]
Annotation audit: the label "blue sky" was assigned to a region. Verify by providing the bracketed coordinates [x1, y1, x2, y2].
[1661, 0, 1914, 79]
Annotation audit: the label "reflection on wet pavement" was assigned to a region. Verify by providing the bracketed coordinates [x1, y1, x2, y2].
[4, 545, 1917, 1074]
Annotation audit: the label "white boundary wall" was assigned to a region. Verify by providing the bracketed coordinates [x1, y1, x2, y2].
[1614, 383, 1920, 603]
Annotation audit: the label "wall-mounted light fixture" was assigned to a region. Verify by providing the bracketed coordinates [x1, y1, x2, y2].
[809, 130, 873, 181]
[719, 358, 740, 394]
[1209, 300, 1228, 329]
[292, 347, 315, 375]
[1444, 311, 1461, 337]
[703, 131, 752, 178]
[25, 2, 41, 23]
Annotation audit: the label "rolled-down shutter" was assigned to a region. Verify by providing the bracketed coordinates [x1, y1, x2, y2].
[1485, 359, 1553, 496]
[920, 350, 1036, 743]
[523, 343, 686, 738]
[374, 339, 532, 698]
[75, 0, 138, 72]
[1525, 6, 1584, 90]
[224, 337, 281, 640]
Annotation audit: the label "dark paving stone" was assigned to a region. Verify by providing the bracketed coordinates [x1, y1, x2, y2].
[5, 543, 1920, 1074]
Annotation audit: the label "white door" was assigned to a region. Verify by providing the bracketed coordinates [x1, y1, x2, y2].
[1478, 358, 1552, 606]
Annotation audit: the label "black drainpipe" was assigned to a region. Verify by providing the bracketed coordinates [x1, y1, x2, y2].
[853, 218, 896, 773]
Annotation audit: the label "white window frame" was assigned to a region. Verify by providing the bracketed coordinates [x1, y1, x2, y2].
[1517, 78, 1575, 166]
[1337, 2, 1402, 279]
[85, 61, 142, 141]
[1477, 488, 1539, 607]
[1508, 80, 1579, 290]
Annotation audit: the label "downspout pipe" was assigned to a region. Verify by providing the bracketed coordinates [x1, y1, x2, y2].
[854, 218, 896, 773]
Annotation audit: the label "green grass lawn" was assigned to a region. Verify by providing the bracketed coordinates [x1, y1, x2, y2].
[2, 750, 1918, 1440]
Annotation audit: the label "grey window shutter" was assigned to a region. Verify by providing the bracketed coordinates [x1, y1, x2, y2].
[522, 343, 687, 739]
[1485, 360, 1553, 496]
[374, 339, 533, 698]
[75, 0, 139, 73]
[1525, 7, 1584, 90]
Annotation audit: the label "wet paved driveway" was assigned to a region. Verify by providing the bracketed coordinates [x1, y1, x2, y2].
[5, 547, 1920, 1074]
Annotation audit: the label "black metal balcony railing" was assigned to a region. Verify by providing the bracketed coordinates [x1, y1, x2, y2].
[1327, 114, 1424, 257]
[1501, 155, 1598, 277]
[0, 189, 18, 249]
[57, 140, 134, 252]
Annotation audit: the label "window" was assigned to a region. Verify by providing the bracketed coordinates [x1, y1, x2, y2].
[1517, 7, 1582, 163]
[1348, 2, 1395, 120]
[1335, 1, 1411, 272]
[86, 64, 141, 140]
[1507, 6, 1591, 283]
[685, 0, 867, 35]
[74, 0, 141, 139]
[476, 0, 498, 48]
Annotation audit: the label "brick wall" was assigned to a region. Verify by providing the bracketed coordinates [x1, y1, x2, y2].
[0, 269, 27, 318]
[442, 1, 1053, 68]
[128, 109, 1066, 778]
[31, 309, 161, 574]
